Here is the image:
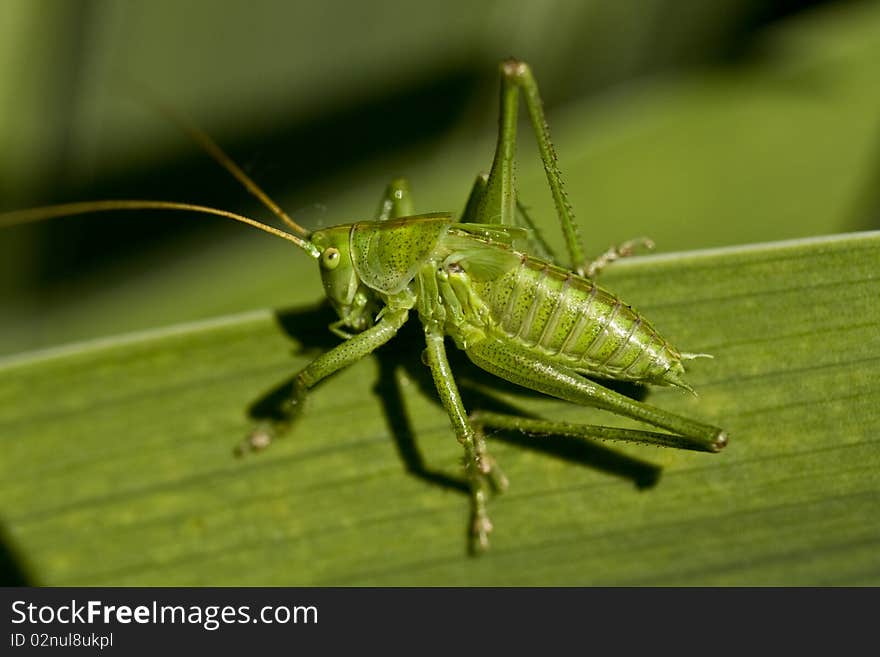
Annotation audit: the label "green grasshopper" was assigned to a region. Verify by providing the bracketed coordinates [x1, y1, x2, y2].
[2, 59, 727, 551]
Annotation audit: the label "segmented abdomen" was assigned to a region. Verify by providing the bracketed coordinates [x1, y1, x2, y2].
[482, 255, 683, 385]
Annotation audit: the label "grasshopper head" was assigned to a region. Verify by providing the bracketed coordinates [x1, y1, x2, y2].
[310, 226, 376, 332]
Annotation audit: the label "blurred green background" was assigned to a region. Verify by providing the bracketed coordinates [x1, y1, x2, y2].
[2, 0, 879, 355]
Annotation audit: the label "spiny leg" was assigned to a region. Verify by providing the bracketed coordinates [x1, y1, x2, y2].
[238, 308, 409, 455]
[422, 327, 507, 552]
[462, 172, 557, 262]
[375, 178, 415, 221]
[460, 173, 488, 224]
[515, 199, 558, 262]
[466, 337, 727, 452]
[471, 411, 720, 453]
[476, 59, 586, 272]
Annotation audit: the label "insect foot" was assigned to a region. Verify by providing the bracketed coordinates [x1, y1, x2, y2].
[465, 424, 510, 554]
[234, 424, 277, 457]
[710, 430, 729, 453]
[472, 418, 509, 493]
[235, 380, 309, 457]
[585, 237, 656, 278]
[478, 453, 509, 492]
[469, 481, 495, 554]
[472, 517, 493, 553]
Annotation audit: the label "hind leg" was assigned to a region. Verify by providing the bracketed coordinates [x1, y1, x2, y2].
[466, 337, 727, 453]
[375, 178, 415, 220]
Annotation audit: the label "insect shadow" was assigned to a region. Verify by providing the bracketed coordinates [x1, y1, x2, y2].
[248, 303, 661, 498]
[0, 520, 31, 586]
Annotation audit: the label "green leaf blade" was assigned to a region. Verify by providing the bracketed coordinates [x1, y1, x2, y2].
[1, 232, 878, 585]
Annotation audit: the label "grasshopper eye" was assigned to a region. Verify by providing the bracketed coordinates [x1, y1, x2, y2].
[321, 247, 341, 270]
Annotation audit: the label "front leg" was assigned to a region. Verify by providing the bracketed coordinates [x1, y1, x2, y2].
[238, 308, 409, 455]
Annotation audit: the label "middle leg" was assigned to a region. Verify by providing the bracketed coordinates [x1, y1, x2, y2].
[422, 326, 507, 552]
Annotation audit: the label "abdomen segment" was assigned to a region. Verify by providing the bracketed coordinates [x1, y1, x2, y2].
[483, 255, 687, 387]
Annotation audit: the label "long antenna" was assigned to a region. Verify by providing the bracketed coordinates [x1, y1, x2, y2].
[140, 92, 311, 238]
[0, 200, 322, 259]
